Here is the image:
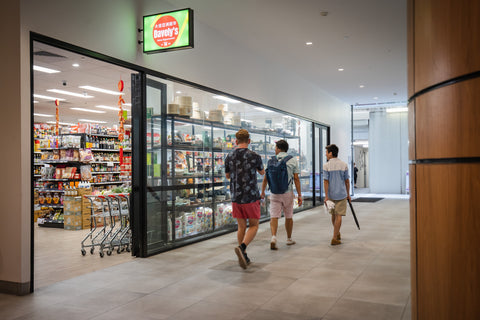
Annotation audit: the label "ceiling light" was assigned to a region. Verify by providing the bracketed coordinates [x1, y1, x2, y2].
[254, 107, 274, 113]
[33, 101, 39, 104]
[373, 97, 378, 100]
[70, 108, 106, 113]
[33, 94, 66, 101]
[212, 95, 240, 103]
[34, 113, 54, 117]
[386, 107, 408, 113]
[95, 105, 120, 111]
[306, 42, 313, 45]
[353, 140, 368, 146]
[79, 85, 124, 95]
[72, 63, 80, 67]
[33, 65, 60, 73]
[47, 121, 77, 126]
[176, 91, 182, 94]
[359, 85, 365, 88]
[47, 89, 94, 98]
[338, 68, 344, 71]
[123, 103, 132, 106]
[78, 119, 107, 124]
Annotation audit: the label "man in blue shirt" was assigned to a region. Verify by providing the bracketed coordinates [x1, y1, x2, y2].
[323, 144, 351, 245]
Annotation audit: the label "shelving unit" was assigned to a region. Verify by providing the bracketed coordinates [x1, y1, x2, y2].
[145, 114, 303, 245]
[34, 132, 131, 228]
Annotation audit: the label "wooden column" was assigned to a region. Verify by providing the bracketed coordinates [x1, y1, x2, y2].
[408, 0, 480, 319]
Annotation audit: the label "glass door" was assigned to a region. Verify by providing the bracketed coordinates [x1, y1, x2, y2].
[131, 74, 168, 257]
[314, 124, 329, 205]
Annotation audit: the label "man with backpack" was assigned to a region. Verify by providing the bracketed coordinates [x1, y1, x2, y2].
[225, 129, 265, 269]
[261, 139, 302, 250]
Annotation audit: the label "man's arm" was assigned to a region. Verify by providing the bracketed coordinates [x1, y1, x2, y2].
[324, 179, 329, 203]
[293, 173, 302, 206]
[345, 178, 351, 202]
[260, 176, 268, 199]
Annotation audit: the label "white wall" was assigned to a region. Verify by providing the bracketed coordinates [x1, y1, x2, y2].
[369, 110, 408, 193]
[2, 0, 351, 290]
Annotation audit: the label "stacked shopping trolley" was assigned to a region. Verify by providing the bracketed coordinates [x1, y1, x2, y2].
[81, 193, 131, 258]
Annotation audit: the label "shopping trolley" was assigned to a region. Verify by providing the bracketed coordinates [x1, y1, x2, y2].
[105, 193, 131, 254]
[81, 195, 112, 257]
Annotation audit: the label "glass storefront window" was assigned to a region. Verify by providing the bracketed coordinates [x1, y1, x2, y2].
[137, 75, 328, 255]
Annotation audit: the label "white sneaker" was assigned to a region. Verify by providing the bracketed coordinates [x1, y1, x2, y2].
[270, 236, 278, 250]
[286, 238, 296, 245]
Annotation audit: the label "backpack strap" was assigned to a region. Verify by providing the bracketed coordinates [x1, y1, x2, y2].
[280, 155, 294, 186]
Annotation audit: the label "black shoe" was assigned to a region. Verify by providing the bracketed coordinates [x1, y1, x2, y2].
[234, 246, 248, 269]
[243, 252, 251, 265]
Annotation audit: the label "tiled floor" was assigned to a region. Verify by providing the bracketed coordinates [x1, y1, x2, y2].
[1, 197, 411, 320]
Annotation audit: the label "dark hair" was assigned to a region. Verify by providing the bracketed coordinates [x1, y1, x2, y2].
[326, 144, 339, 157]
[275, 139, 289, 152]
[235, 129, 250, 143]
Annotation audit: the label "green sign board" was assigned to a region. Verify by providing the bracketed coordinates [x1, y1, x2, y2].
[143, 8, 194, 53]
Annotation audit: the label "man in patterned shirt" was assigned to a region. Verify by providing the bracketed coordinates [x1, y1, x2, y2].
[225, 129, 265, 269]
[323, 144, 351, 246]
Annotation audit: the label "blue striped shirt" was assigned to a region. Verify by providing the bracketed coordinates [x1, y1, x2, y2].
[323, 158, 349, 200]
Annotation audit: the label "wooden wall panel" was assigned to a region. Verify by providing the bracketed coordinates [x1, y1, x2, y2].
[415, 78, 480, 160]
[409, 164, 417, 320]
[414, 0, 480, 92]
[416, 163, 480, 319]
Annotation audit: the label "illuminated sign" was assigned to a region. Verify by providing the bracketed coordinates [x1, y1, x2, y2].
[143, 8, 194, 53]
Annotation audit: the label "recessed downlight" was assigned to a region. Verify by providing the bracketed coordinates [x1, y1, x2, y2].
[338, 68, 344, 71]
[306, 42, 313, 46]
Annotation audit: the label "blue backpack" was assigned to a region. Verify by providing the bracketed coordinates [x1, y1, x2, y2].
[266, 155, 293, 194]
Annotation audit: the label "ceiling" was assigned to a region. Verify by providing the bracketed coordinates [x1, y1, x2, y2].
[33, 0, 407, 127]
[187, 0, 407, 107]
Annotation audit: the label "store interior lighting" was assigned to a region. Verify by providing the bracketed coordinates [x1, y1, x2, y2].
[33, 65, 60, 73]
[47, 89, 94, 98]
[79, 85, 124, 95]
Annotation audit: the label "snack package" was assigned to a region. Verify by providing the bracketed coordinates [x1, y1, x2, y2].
[80, 165, 92, 181]
[80, 149, 94, 162]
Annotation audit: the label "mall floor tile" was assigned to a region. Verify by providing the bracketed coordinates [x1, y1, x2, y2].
[1, 197, 411, 320]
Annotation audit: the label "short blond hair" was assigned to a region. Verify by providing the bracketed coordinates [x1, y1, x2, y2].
[235, 129, 250, 144]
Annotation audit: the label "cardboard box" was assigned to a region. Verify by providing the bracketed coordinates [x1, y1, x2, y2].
[64, 196, 82, 215]
[64, 215, 82, 230]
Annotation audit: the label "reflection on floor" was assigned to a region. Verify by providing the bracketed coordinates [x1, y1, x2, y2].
[34, 224, 134, 289]
[3, 198, 411, 320]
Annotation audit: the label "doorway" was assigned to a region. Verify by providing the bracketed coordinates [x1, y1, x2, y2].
[32, 39, 138, 289]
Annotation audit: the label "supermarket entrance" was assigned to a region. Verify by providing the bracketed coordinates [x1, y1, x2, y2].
[32, 38, 138, 290]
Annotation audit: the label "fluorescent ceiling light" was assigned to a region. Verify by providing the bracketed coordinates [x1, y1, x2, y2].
[34, 113, 54, 117]
[212, 95, 240, 103]
[47, 89, 94, 98]
[33, 65, 60, 73]
[33, 101, 39, 104]
[78, 119, 107, 124]
[338, 68, 344, 71]
[72, 63, 80, 67]
[70, 107, 106, 113]
[123, 103, 132, 106]
[254, 107, 274, 113]
[359, 85, 365, 88]
[353, 140, 368, 146]
[47, 121, 77, 126]
[33, 94, 66, 101]
[95, 105, 120, 111]
[306, 42, 313, 45]
[386, 107, 408, 113]
[79, 85, 124, 95]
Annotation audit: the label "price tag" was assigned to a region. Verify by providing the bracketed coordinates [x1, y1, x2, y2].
[107, 162, 114, 167]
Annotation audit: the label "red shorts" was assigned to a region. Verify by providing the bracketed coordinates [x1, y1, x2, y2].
[232, 201, 261, 219]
